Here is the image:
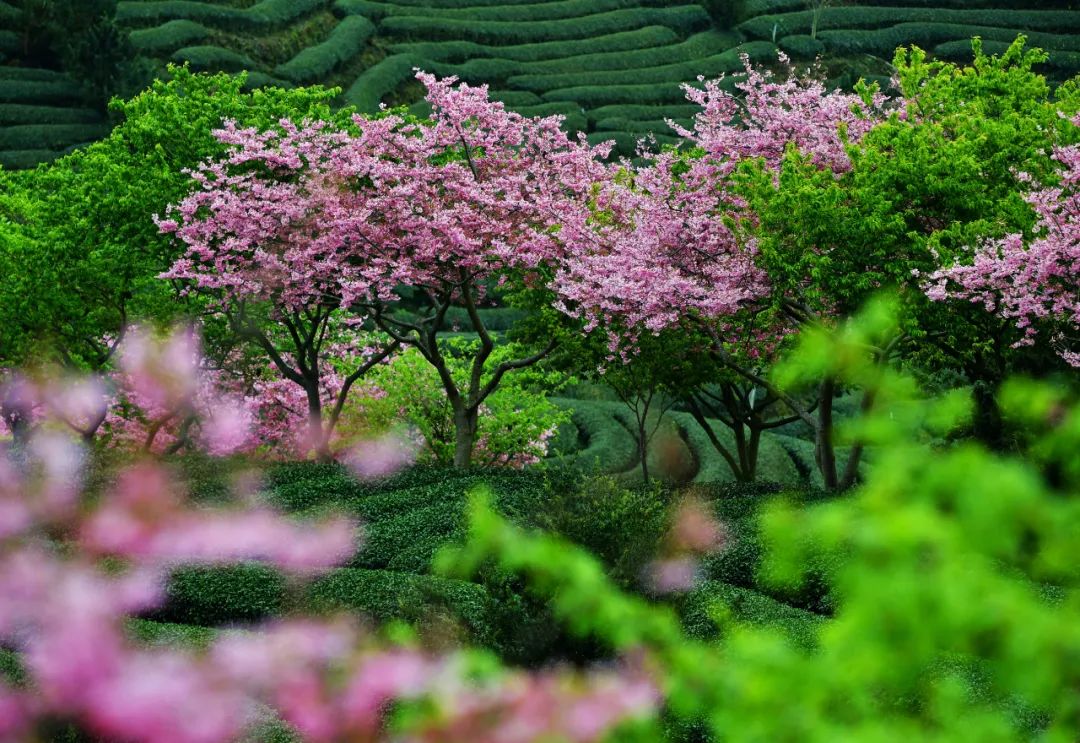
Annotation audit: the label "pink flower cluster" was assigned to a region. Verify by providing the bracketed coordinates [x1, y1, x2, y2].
[926, 118, 1080, 366]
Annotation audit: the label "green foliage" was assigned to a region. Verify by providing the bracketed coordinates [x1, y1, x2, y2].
[778, 33, 825, 58]
[389, 26, 680, 63]
[0, 66, 347, 369]
[171, 45, 258, 72]
[679, 581, 824, 647]
[125, 618, 217, 649]
[306, 568, 496, 646]
[275, 15, 375, 83]
[551, 398, 638, 474]
[160, 563, 287, 625]
[128, 19, 211, 53]
[0, 104, 102, 125]
[342, 52, 422, 111]
[377, 6, 710, 46]
[0, 123, 109, 150]
[818, 23, 1080, 59]
[337, 0, 678, 23]
[0, 77, 83, 104]
[115, 0, 331, 31]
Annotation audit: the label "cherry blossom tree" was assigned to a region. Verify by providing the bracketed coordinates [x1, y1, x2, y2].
[925, 121, 1080, 368]
[555, 54, 891, 488]
[164, 72, 612, 466]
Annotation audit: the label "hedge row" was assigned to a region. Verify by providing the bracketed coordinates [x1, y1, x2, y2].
[378, 6, 711, 46]
[0, 30, 16, 57]
[779, 33, 825, 58]
[739, 9, 1080, 41]
[0, 77, 83, 105]
[129, 19, 210, 52]
[594, 116, 692, 134]
[818, 23, 1080, 58]
[171, 45, 258, 72]
[0, 123, 111, 151]
[336, 0, 673, 24]
[0, 104, 101, 126]
[434, 30, 740, 83]
[508, 42, 777, 94]
[342, 52, 422, 112]
[666, 411, 799, 486]
[679, 580, 825, 648]
[488, 89, 542, 107]
[389, 26, 679, 64]
[510, 102, 587, 132]
[589, 102, 701, 122]
[551, 399, 638, 474]
[115, 0, 331, 30]
[0, 149, 59, 169]
[546, 82, 700, 108]
[935, 38, 1080, 71]
[275, 15, 375, 83]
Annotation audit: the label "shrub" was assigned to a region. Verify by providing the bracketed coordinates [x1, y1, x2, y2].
[337, 0, 677, 24]
[157, 562, 287, 625]
[0, 104, 101, 125]
[171, 45, 258, 72]
[342, 52, 422, 111]
[125, 618, 216, 649]
[129, 19, 210, 53]
[553, 399, 638, 474]
[488, 90, 542, 106]
[378, 6, 710, 46]
[115, 0, 330, 30]
[0, 149, 59, 169]
[779, 34, 825, 58]
[678, 580, 825, 648]
[594, 117, 691, 134]
[389, 26, 679, 63]
[935, 39, 1080, 72]
[275, 15, 375, 83]
[0, 123, 111, 151]
[305, 568, 496, 645]
[590, 103, 701, 122]
[0, 77, 83, 104]
[818, 24, 1080, 58]
[353, 501, 466, 569]
[738, 8, 1080, 41]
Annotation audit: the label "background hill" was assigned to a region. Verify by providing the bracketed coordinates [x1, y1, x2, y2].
[2, 0, 1080, 167]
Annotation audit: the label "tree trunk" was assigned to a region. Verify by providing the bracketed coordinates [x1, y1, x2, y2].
[816, 377, 838, 490]
[745, 427, 762, 482]
[453, 406, 478, 468]
[637, 415, 650, 485]
[306, 382, 332, 463]
[971, 380, 1008, 452]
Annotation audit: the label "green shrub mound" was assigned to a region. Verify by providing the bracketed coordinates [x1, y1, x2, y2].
[390, 26, 679, 64]
[0, 123, 111, 151]
[0, 149, 61, 169]
[171, 45, 258, 72]
[343, 52, 422, 112]
[509, 42, 776, 94]
[935, 38, 1080, 72]
[353, 500, 466, 569]
[739, 9, 1080, 41]
[158, 562, 288, 625]
[819, 23, 1080, 58]
[378, 6, 710, 46]
[116, 0, 331, 30]
[665, 411, 800, 486]
[594, 117, 692, 134]
[126, 618, 217, 649]
[510, 103, 587, 132]
[0, 78, 83, 105]
[275, 15, 376, 83]
[552, 398, 638, 474]
[590, 103, 701, 122]
[129, 19, 211, 53]
[779, 34, 825, 58]
[306, 568, 496, 645]
[488, 90, 542, 107]
[0, 104, 101, 126]
[434, 30, 740, 82]
[679, 580, 825, 648]
[337, 0, 676, 24]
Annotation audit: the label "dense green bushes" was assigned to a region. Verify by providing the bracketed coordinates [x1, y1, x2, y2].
[0, 77, 83, 105]
[935, 38, 1080, 72]
[390, 26, 679, 63]
[159, 563, 287, 625]
[739, 9, 1080, 41]
[128, 19, 210, 53]
[275, 15, 375, 83]
[171, 45, 257, 72]
[337, 0, 675, 24]
[379, 6, 710, 46]
[818, 23, 1080, 58]
[0, 104, 101, 125]
[679, 580, 824, 648]
[115, 0, 331, 30]
[779, 34, 825, 58]
[0, 123, 110, 151]
[342, 52, 422, 111]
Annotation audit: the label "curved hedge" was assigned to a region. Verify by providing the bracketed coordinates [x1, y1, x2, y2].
[378, 6, 710, 46]
[0, 104, 101, 126]
[595, 116, 692, 134]
[739, 9, 1080, 41]
[343, 52, 422, 112]
[337, 0, 675, 24]
[0, 149, 61, 169]
[678, 580, 824, 648]
[779, 33, 825, 58]
[508, 42, 777, 93]
[818, 23, 1080, 58]
[390, 26, 679, 63]
[551, 399, 638, 474]
[0, 123, 111, 151]
[129, 19, 210, 53]
[159, 562, 287, 625]
[171, 45, 258, 72]
[589, 102, 701, 122]
[275, 15, 376, 83]
[0, 78, 82, 105]
[116, 0, 331, 30]
[546, 82, 696, 108]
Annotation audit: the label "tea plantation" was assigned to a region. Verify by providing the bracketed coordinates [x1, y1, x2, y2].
[2, 0, 1079, 167]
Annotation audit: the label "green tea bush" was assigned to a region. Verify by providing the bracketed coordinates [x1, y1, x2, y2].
[739, 8, 1080, 41]
[352, 501, 466, 569]
[779, 34, 825, 58]
[818, 24, 1080, 58]
[159, 563, 287, 625]
[128, 19, 210, 53]
[378, 6, 710, 46]
[171, 45, 258, 72]
[590, 103, 701, 122]
[0, 78, 83, 104]
[125, 619, 216, 649]
[305, 568, 496, 645]
[0, 123, 110, 151]
[274, 15, 375, 83]
[389, 26, 679, 63]
[679, 580, 824, 648]
[935, 39, 1080, 72]
[553, 399, 638, 474]
[337, 0, 675, 23]
[342, 52, 422, 111]
[0, 150, 59, 169]
[489, 90, 542, 106]
[115, 0, 330, 30]
[0, 104, 101, 125]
